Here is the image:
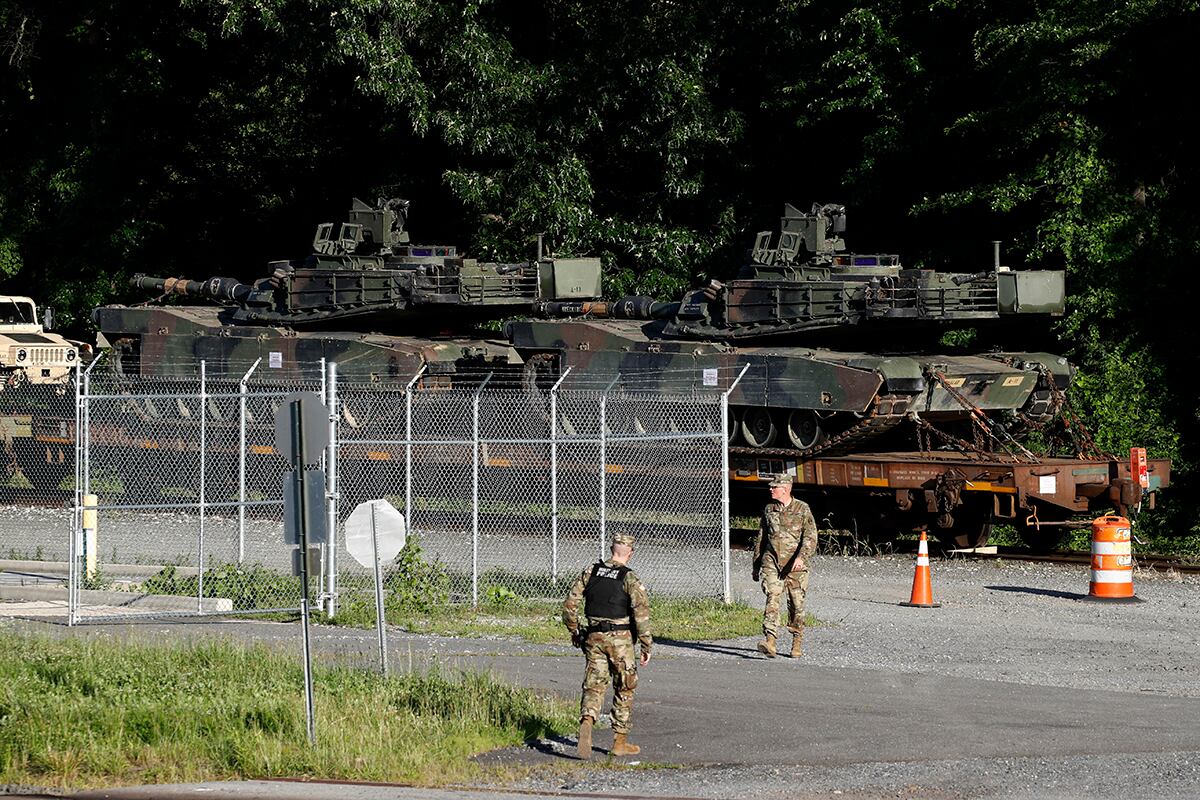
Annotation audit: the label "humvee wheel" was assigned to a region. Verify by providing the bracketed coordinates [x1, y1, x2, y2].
[740, 408, 777, 448]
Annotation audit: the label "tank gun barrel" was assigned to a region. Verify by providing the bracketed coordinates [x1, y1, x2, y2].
[951, 271, 993, 286]
[539, 296, 680, 320]
[131, 275, 257, 304]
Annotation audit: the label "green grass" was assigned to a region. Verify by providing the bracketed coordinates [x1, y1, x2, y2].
[332, 595, 765, 644]
[0, 631, 574, 789]
[140, 564, 298, 611]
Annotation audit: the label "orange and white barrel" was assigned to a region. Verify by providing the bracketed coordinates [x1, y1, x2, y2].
[1087, 515, 1136, 601]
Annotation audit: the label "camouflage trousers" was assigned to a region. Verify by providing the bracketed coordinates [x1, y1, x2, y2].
[579, 631, 639, 734]
[760, 558, 809, 638]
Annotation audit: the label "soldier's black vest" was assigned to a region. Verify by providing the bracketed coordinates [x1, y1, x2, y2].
[583, 562, 632, 619]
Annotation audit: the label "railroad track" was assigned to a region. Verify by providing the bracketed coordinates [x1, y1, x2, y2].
[941, 544, 1200, 575]
[731, 529, 1200, 575]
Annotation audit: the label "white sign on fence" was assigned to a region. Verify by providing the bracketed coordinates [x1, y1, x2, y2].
[345, 499, 407, 568]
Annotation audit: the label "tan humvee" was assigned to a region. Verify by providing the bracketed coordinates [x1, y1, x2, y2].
[1, 295, 79, 388]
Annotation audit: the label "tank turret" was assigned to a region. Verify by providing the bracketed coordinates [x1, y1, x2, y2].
[534, 203, 1065, 340]
[123, 197, 602, 329]
[97, 197, 599, 383]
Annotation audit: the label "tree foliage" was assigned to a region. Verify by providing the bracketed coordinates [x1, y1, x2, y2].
[1, 0, 1197, 531]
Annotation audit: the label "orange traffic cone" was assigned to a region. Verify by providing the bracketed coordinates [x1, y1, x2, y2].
[900, 531, 940, 608]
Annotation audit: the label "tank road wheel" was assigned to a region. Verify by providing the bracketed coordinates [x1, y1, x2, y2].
[740, 408, 777, 448]
[786, 409, 827, 451]
[727, 407, 742, 443]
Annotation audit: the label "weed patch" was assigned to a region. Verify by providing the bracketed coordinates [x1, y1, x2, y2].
[140, 563, 297, 611]
[0, 631, 573, 789]
[332, 594, 761, 644]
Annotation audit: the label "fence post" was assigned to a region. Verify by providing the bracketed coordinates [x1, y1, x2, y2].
[722, 364, 750, 604]
[471, 373, 493, 606]
[549, 366, 573, 582]
[81, 353, 100, 505]
[324, 360, 339, 617]
[237, 359, 261, 564]
[599, 374, 620, 560]
[198, 360, 207, 612]
[69, 359, 83, 626]
[403, 366, 426, 537]
[317, 358, 327, 610]
[72, 352, 103, 624]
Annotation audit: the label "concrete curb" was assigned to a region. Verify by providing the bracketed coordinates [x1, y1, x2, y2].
[0, 584, 233, 612]
[0, 559, 199, 578]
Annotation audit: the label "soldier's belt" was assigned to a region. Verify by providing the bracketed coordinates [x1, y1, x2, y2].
[587, 621, 633, 633]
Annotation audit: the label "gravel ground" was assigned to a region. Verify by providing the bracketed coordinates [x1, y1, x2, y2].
[769, 550, 1200, 698]
[4, 548, 1198, 800]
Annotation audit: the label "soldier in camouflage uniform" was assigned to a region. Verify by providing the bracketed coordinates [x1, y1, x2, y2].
[752, 475, 819, 658]
[562, 532, 652, 760]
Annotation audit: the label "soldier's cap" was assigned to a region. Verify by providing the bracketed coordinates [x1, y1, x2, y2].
[768, 475, 793, 488]
[612, 533, 635, 547]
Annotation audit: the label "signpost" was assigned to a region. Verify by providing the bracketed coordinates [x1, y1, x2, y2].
[275, 391, 328, 746]
[345, 499, 406, 675]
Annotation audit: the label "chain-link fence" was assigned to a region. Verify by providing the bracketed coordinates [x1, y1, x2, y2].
[0, 358, 729, 624]
[333, 374, 726, 617]
[1, 374, 76, 617]
[66, 357, 327, 622]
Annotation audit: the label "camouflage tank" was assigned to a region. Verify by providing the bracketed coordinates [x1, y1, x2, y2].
[95, 197, 602, 384]
[98, 198, 1071, 452]
[508, 202, 1071, 459]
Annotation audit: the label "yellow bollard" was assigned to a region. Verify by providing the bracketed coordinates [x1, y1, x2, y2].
[82, 493, 98, 582]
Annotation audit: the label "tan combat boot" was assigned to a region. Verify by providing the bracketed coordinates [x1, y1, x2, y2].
[612, 732, 641, 756]
[790, 629, 804, 658]
[756, 633, 777, 658]
[577, 716, 594, 760]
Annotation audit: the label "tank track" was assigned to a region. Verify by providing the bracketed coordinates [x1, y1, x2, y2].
[730, 394, 911, 460]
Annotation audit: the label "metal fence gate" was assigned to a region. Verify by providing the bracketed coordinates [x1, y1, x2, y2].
[1, 358, 733, 624]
